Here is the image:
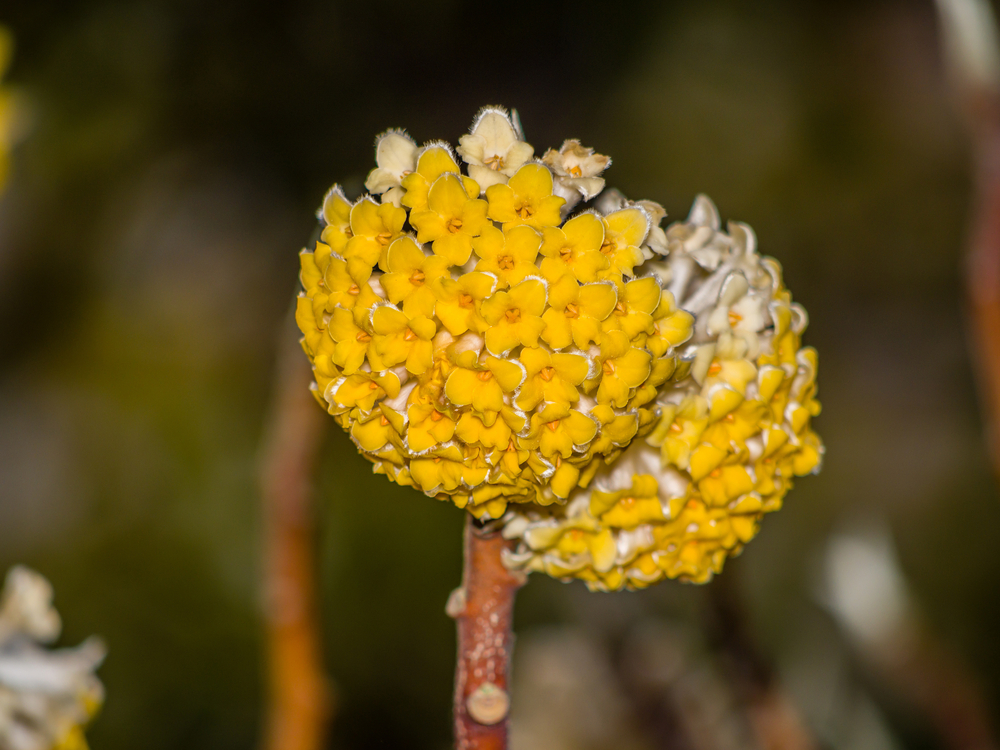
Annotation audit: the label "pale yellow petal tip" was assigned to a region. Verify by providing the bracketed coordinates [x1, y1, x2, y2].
[296, 106, 820, 579]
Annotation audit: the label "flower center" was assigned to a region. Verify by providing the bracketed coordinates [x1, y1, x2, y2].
[516, 203, 534, 220]
[410, 270, 426, 286]
[376, 231, 393, 245]
[539, 367, 555, 382]
[505, 308, 521, 324]
[380, 415, 389, 426]
[600, 240, 615, 256]
[546, 420, 560, 431]
[476, 370, 493, 382]
[707, 361, 723, 376]
[620, 496, 635, 507]
[348, 283, 360, 295]
[447, 218, 464, 233]
[728, 311, 743, 325]
[458, 293, 474, 308]
[614, 301, 627, 316]
[602, 360, 615, 376]
[564, 303, 580, 319]
[559, 246, 573, 260]
[356, 331, 372, 343]
[497, 255, 515, 271]
[485, 154, 505, 171]
[403, 328, 418, 341]
[568, 165, 583, 177]
[430, 410, 445, 422]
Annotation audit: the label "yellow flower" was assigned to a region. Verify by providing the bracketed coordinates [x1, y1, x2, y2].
[472, 224, 541, 288]
[457, 106, 535, 189]
[589, 474, 665, 529]
[344, 197, 407, 271]
[401, 144, 480, 213]
[328, 307, 379, 374]
[379, 236, 451, 317]
[406, 401, 457, 452]
[523, 403, 598, 460]
[296, 109, 820, 540]
[371, 306, 437, 375]
[595, 331, 652, 408]
[515, 347, 590, 411]
[538, 212, 609, 282]
[601, 276, 661, 339]
[486, 163, 565, 229]
[409, 173, 489, 265]
[319, 185, 353, 256]
[444, 356, 524, 417]
[480, 277, 548, 355]
[599, 207, 649, 277]
[431, 272, 495, 336]
[540, 274, 617, 350]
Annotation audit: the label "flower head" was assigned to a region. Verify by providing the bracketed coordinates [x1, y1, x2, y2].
[296, 109, 821, 581]
[501, 196, 822, 589]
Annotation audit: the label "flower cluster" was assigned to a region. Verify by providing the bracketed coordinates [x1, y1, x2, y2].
[0, 566, 105, 750]
[297, 107, 693, 520]
[501, 197, 822, 589]
[296, 106, 822, 586]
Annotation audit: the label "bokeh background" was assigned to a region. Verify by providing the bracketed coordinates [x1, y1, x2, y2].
[1, 1, 998, 748]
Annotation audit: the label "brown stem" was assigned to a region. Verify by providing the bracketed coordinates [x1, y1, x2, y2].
[259, 314, 331, 750]
[967, 110, 1000, 471]
[706, 572, 816, 750]
[451, 515, 525, 750]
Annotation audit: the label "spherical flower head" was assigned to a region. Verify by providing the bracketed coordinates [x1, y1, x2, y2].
[296, 107, 700, 521]
[500, 196, 823, 590]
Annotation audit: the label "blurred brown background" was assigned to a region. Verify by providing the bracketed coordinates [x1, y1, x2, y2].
[1, 1, 997, 748]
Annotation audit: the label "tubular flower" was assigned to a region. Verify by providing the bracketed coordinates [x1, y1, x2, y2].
[0, 566, 105, 750]
[296, 108, 821, 574]
[297, 107, 701, 520]
[501, 195, 823, 589]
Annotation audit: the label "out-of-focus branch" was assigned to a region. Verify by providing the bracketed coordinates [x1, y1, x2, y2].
[259, 313, 331, 750]
[451, 516, 524, 750]
[937, 0, 1000, 470]
[705, 572, 816, 750]
[824, 524, 998, 750]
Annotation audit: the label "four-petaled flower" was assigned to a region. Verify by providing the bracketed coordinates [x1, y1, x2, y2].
[486, 163, 565, 229]
[364, 130, 418, 207]
[472, 224, 541, 288]
[542, 139, 611, 202]
[480, 278, 548, 355]
[409, 174, 490, 265]
[539, 212, 610, 283]
[457, 107, 534, 189]
[380, 237, 451, 317]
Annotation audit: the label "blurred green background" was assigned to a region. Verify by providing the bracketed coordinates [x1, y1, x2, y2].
[1, 1, 997, 748]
